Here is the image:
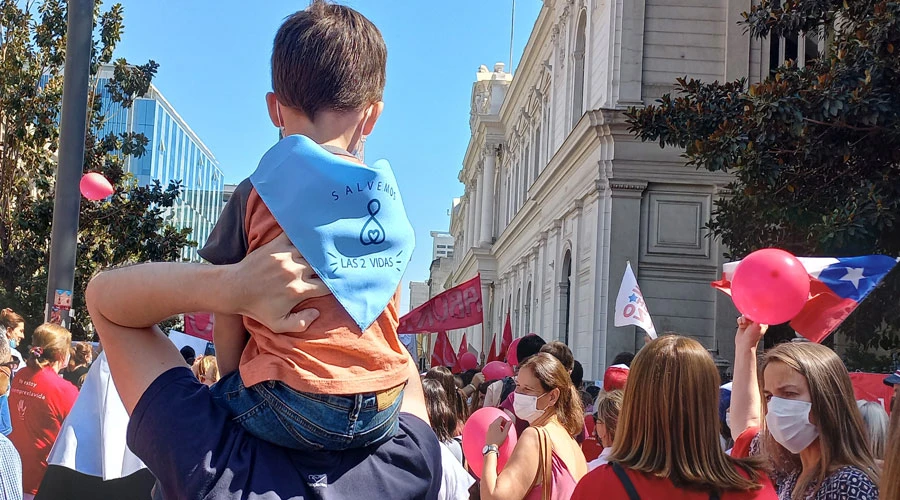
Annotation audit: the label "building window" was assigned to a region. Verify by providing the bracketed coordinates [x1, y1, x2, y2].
[767, 29, 824, 76]
[572, 12, 587, 127]
[560, 251, 572, 345]
[533, 126, 541, 181]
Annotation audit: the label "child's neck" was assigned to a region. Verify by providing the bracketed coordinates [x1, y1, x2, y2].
[282, 110, 364, 153]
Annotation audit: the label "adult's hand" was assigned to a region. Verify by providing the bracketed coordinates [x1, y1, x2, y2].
[228, 234, 330, 333]
[485, 417, 512, 447]
[735, 316, 767, 351]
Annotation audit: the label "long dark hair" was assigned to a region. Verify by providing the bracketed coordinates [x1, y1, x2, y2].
[423, 378, 458, 442]
[425, 366, 468, 422]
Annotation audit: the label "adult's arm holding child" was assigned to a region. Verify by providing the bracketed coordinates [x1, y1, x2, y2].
[86, 234, 328, 414]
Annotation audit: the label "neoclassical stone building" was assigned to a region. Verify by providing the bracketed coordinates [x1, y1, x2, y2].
[446, 0, 808, 380]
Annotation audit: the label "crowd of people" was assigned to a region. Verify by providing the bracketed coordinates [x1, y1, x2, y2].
[0, 1, 897, 499]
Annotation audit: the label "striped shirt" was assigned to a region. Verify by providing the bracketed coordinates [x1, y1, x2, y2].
[0, 433, 22, 500]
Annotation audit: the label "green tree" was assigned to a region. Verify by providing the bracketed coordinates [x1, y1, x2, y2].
[0, 0, 194, 340]
[626, 0, 900, 352]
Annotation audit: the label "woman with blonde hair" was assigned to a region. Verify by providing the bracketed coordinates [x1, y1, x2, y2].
[587, 389, 623, 471]
[729, 318, 878, 499]
[191, 355, 220, 386]
[573, 335, 776, 499]
[480, 352, 587, 500]
[8, 323, 78, 499]
[857, 400, 889, 462]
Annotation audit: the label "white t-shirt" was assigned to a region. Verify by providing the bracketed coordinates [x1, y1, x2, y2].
[587, 447, 612, 472]
[438, 442, 475, 500]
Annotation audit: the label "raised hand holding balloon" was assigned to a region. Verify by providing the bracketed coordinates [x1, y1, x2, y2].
[731, 248, 810, 325]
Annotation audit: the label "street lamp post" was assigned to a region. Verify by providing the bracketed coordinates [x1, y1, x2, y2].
[45, 0, 95, 329]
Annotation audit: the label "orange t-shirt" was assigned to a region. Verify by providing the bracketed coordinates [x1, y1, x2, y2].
[198, 147, 410, 396]
[238, 189, 409, 394]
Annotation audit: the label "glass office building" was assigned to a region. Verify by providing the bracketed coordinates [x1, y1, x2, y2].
[94, 66, 224, 261]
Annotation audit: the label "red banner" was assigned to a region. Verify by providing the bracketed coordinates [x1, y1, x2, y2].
[849, 372, 893, 415]
[398, 275, 483, 333]
[499, 312, 512, 362]
[184, 312, 214, 342]
[486, 333, 499, 363]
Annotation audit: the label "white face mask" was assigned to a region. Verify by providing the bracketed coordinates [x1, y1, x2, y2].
[766, 396, 819, 454]
[512, 392, 548, 423]
[725, 411, 732, 430]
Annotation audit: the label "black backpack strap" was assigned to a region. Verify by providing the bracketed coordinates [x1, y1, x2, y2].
[610, 463, 641, 500]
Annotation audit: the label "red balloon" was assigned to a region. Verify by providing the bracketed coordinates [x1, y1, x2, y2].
[458, 352, 478, 371]
[462, 407, 517, 478]
[80, 172, 114, 201]
[731, 248, 810, 325]
[482, 361, 514, 381]
[506, 338, 522, 366]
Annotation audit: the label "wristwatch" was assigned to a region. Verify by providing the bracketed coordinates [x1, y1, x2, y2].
[482, 444, 499, 456]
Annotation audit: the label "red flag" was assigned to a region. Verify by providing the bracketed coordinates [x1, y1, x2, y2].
[486, 333, 499, 363]
[498, 312, 513, 362]
[457, 332, 469, 357]
[399, 275, 483, 333]
[431, 331, 457, 369]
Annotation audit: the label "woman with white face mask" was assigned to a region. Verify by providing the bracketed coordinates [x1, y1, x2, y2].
[480, 352, 587, 500]
[729, 317, 879, 499]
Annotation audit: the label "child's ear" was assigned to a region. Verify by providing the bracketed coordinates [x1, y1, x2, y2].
[265, 92, 281, 128]
[361, 101, 384, 136]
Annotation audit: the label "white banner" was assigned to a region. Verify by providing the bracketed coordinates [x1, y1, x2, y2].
[614, 262, 657, 338]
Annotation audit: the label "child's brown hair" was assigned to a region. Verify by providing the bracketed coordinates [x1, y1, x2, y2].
[272, 0, 387, 120]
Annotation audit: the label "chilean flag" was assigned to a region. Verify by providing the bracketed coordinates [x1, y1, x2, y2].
[713, 255, 898, 343]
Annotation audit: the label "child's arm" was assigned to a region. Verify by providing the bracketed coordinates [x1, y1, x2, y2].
[213, 314, 248, 376]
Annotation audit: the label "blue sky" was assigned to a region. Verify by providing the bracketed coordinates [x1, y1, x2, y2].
[112, 0, 542, 311]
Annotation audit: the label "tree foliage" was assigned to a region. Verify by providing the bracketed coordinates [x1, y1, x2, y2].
[0, 0, 194, 340]
[626, 0, 900, 350]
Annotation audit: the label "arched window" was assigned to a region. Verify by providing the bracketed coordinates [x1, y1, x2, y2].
[515, 288, 522, 336]
[560, 251, 573, 345]
[533, 126, 541, 180]
[572, 12, 587, 127]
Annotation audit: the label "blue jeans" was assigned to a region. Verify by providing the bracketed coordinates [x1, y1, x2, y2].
[210, 370, 403, 451]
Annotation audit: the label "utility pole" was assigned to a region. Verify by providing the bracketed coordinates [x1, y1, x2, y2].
[509, 0, 516, 74]
[45, 0, 95, 329]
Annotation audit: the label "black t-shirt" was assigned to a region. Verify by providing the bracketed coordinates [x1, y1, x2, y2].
[126, 367, 441, 500]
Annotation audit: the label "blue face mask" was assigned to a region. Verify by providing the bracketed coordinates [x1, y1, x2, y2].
[8, 339, 15, 349]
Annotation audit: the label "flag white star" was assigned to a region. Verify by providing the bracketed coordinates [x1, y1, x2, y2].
[840, 267, 866, 289]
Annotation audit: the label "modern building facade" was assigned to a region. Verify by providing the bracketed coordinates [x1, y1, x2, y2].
[95, 66, 224, 262]
[430, 231, 455, 260]
[447, 0, 787, 380]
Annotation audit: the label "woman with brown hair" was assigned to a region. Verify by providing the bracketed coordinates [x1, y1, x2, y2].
[8, 323, 79, 499]
[480, 352, 587, 500]
[425, 366, 469, 431]
[572, 335, 776, 499]
[730, 318, 878, 499]
[882, 399, 900, 500]
[1, 308, 26, 370]
[62, 342, 93, 389]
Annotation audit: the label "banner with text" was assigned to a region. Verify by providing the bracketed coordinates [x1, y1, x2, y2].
[398, 275, 483, 334]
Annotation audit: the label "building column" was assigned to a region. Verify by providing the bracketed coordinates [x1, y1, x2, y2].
[480, 278, 493, 360]
[479, 146, 496, 246]
[604, 180, 647, 362]
[465, 188, 476, 250]
[473, 170, 483, 248]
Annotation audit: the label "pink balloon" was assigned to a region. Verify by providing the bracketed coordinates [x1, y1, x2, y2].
[732, 248, 810, 325]
[462, 407, 517, 478]
[80, 172, 114, 201]
[459, 352, 478, 371]
[506, 338, 522, 366]
[482, 361, 514, 381]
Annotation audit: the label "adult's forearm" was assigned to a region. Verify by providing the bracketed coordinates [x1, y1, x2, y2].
[87, 263, 235, 330]
[730, 343, 761, 441]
